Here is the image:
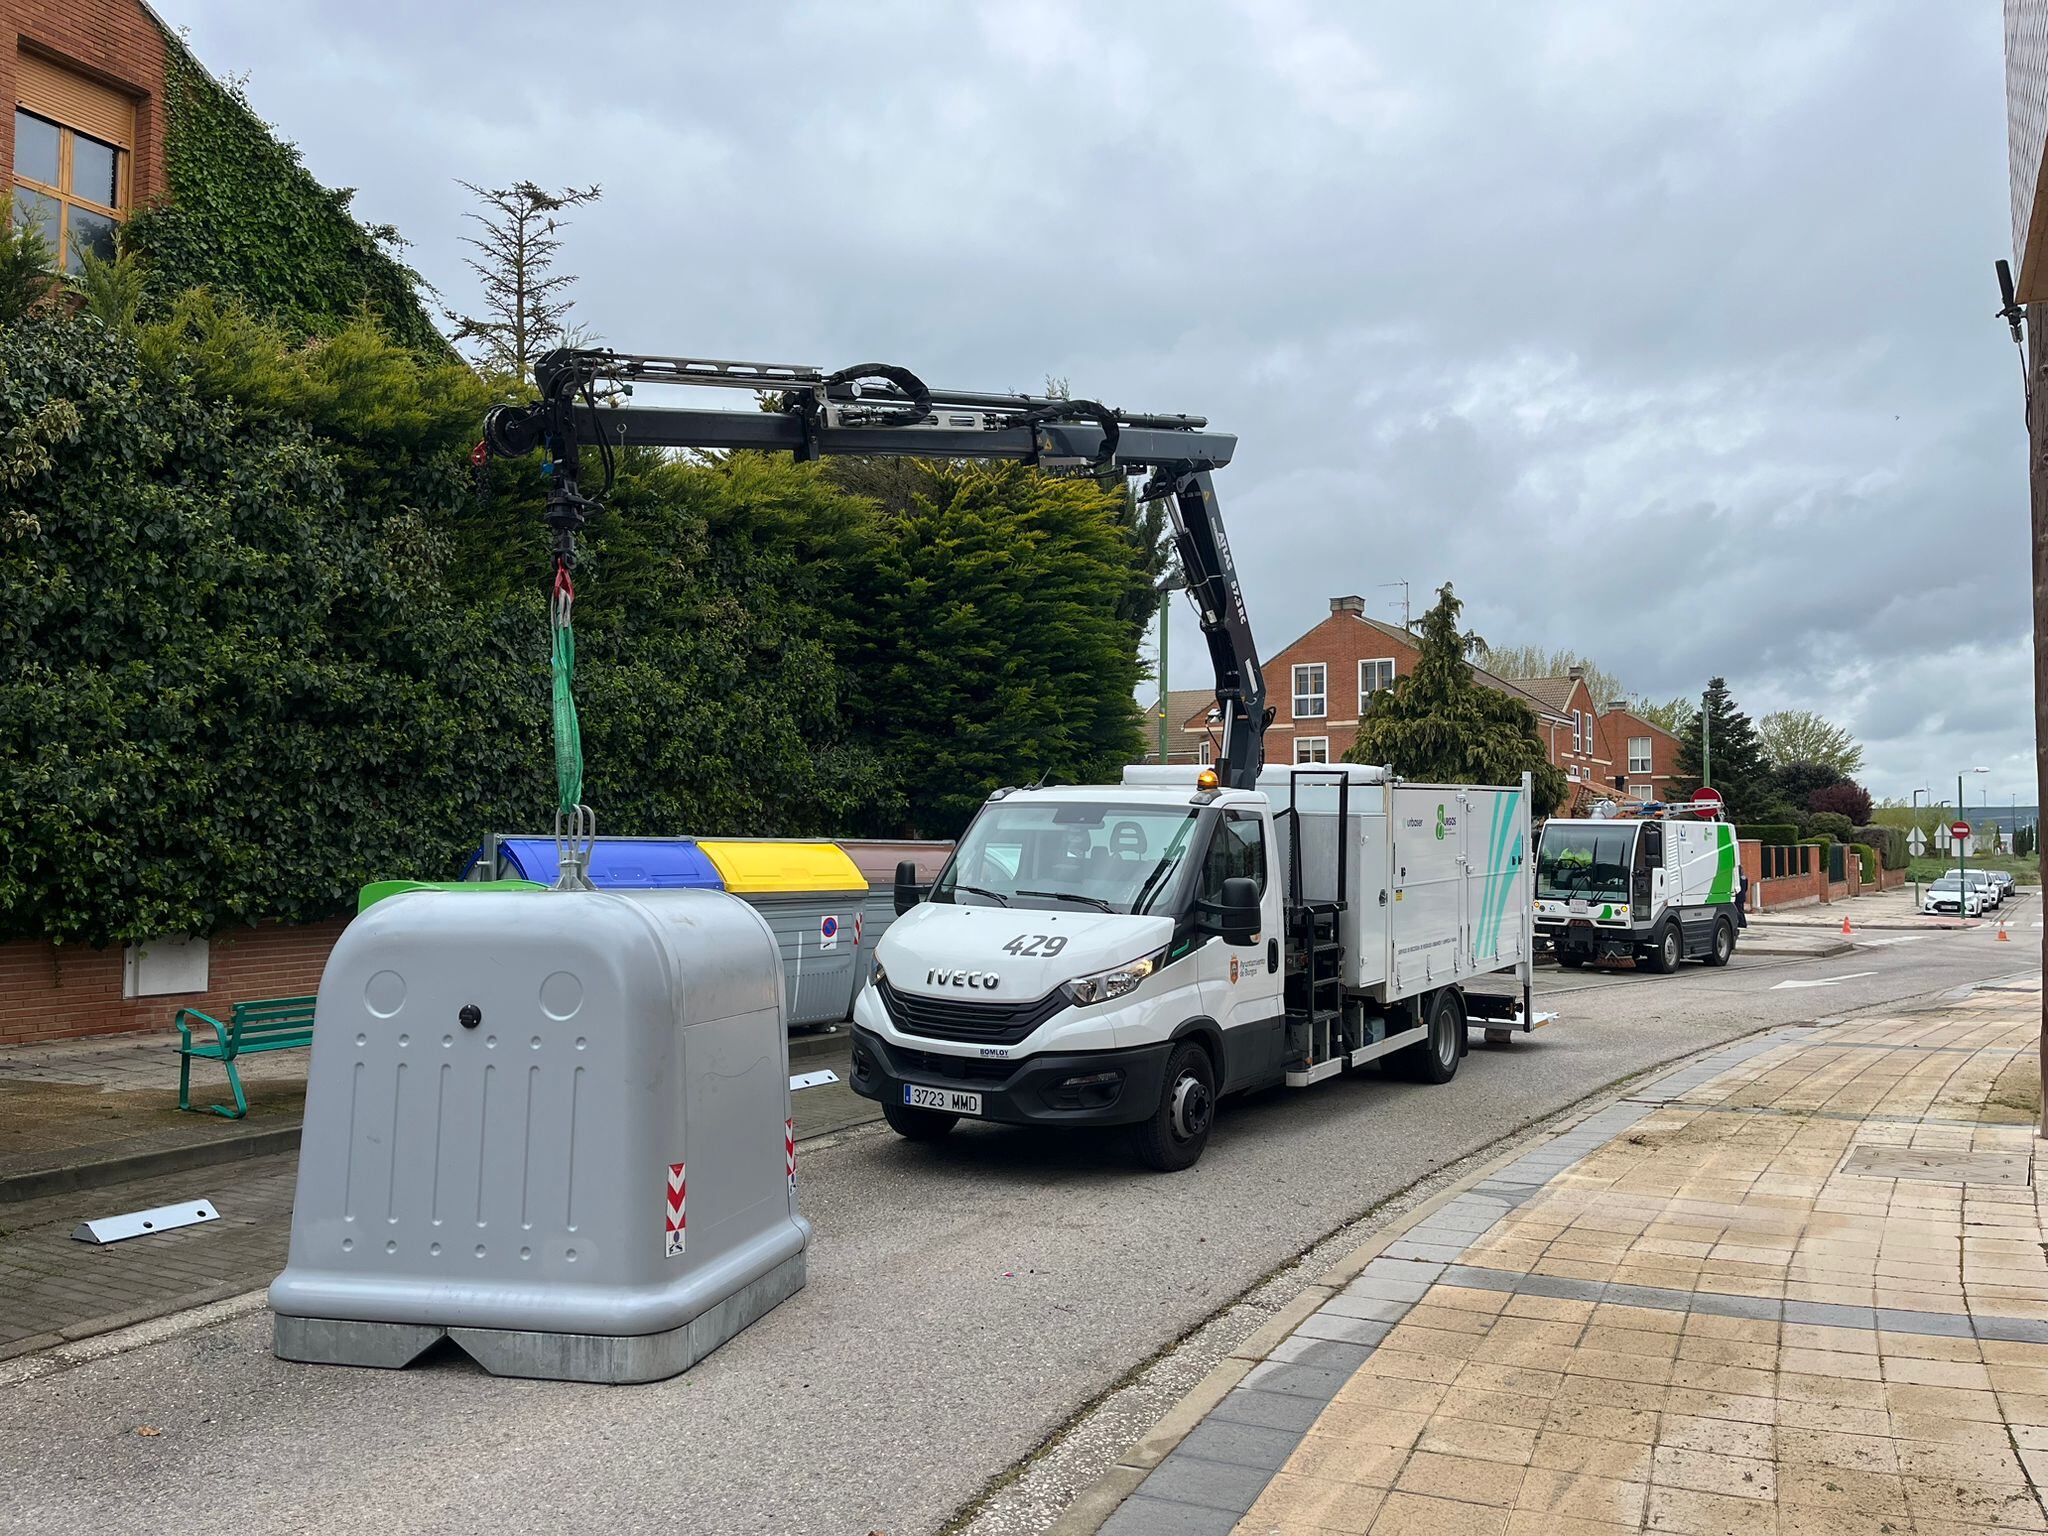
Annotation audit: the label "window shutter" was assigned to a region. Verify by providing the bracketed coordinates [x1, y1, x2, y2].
[17, 53, 136, 149]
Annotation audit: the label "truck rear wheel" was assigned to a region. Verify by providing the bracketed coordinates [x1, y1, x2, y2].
[1392, 990, 1462, 1085]
[1133, 1041, 1215, 1172]
[1702, 918, 1735, 968]
[883, 1100, 959, 1141]
[1640, 922, 1681, 975]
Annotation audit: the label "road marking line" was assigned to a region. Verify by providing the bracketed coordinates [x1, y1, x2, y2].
[1770, 971, 1880, 991]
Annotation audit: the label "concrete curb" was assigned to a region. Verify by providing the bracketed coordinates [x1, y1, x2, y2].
[0, 1125, 302, 1206]
[1038, 1032, 1796, 1536]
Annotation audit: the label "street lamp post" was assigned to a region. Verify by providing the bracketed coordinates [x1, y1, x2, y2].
[1156, 570, 1184, 764]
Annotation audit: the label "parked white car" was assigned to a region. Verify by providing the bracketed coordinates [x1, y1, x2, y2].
[1923, 878, 1984, 917]
[1943, 868, 2001, 909]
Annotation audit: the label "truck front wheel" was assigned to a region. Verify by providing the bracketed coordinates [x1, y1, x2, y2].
[1640, 922, 1681, 975]
[1133, 1041, 1216, 1172]
[883, 1100, 959, 1142]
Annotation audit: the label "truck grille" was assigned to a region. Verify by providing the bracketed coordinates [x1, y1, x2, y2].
[890, 1045, 1016, 1084]
[877, 977, 1067, 1045]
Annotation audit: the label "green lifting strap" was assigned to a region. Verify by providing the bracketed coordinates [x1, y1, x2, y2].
[551, 562, 584, 816]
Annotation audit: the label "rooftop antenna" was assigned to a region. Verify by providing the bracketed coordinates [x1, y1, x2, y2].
[1376, 580, 1411, 630]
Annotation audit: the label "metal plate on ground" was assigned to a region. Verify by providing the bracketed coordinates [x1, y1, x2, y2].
[73, 1198, 220, 1244]
[788, 1069, 840, 1092]
[1839, 1146, 2032, 1186]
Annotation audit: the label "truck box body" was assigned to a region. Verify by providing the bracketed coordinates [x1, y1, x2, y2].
[1257, 768, 1531, 996]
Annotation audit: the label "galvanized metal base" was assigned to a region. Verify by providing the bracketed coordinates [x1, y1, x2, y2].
[273, 1249, 807, 1384]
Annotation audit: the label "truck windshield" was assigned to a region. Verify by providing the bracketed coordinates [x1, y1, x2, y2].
[933, 801, 1202, 915]
[1535, 824, 1634, 903]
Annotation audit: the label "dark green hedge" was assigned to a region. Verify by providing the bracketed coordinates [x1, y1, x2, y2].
[1735, 822, 1800, 846]
[1856, 824, 1907, 870]
[2, 307, 1160, 946]
[1850, 843, 1882, 884]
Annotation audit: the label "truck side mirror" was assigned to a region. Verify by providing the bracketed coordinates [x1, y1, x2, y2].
[1217, 876, 1261, 945]
[893, 860, 926, 917]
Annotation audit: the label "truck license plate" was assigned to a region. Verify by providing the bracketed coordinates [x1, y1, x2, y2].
[905, 1084, 981, 1117]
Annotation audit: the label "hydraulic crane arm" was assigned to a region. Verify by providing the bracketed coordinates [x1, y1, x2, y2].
[479, 348, 1267, 789]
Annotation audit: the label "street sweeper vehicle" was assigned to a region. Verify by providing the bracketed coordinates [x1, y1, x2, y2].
[1533, 806, 1742, 972]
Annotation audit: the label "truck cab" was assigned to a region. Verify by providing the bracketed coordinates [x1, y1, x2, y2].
[1534, 812, 1739, 972]
[849, 781, 1288, 1171]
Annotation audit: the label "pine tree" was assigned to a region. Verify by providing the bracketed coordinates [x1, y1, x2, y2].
[1673, 678, 1784, 821]
[1345, 584, 1567, 812]
[443, 180, 602, 382]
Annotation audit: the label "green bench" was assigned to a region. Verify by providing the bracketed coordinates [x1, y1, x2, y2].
[175, 995, 317, 1118]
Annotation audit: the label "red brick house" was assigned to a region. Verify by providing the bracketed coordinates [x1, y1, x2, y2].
[1168, 595, 1575, 768]
[2, 0, 169, 271]
[1148, 599, 1683, 813]
[1594, 705, 1684, 805]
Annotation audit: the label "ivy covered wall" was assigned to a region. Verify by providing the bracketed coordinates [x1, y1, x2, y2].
[122, 26, 444, 353]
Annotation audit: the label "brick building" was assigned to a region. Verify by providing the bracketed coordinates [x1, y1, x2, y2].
[1164, 595, 1571, 768]
[1144, 595, 1685, 811]
[1594, 704, 1684, 805]
[2, 0, 169, 271]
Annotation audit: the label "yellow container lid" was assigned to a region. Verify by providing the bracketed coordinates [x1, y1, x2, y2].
[698, 840, 869, 896]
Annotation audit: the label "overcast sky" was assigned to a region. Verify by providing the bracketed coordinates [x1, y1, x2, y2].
[169, 1, 2032, 807]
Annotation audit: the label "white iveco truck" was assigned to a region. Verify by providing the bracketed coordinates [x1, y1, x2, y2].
[849, 765, 1538, 1169]
[1534, 810, 1741, 972]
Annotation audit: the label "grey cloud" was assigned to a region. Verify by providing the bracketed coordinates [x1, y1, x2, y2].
[169, 0, 2032, 801]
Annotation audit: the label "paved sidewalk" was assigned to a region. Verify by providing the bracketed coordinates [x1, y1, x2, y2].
[1091, 975, 2048, 1535]
[1750, 884, 2022, 931]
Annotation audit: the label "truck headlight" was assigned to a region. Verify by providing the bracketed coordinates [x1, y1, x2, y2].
[871, 957, 886, 988]
[1064, 946, 1169, 1007]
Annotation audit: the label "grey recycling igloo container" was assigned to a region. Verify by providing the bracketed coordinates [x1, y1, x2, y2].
[270, 886, 811, 1384]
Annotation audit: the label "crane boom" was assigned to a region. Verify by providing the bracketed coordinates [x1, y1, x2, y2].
[480, 348, 1268, 788]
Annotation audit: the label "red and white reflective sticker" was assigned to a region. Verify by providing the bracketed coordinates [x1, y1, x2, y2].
[665, 1161, 686, 1257]
[854, 913, 863, 947]
[785, 1118, 797, 1195]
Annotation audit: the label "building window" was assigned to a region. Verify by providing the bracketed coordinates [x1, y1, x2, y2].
[1358, 658, 1395, 711]
[1295, 736, 1329, 764]
[1628, 736, 1652, 775]
[1572, 710, 1584, 752]
[1197, 739, 1212, 767]
[1292, 663, 1326, 719]
[1567, 764, 1581, 780]
[11, 58, 133, 275]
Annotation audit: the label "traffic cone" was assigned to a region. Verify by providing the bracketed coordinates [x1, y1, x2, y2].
[1841, 916, 1852, 936]
[1998, 920, 2011, 943]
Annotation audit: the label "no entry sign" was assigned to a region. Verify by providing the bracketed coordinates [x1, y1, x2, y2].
[1952, 821, 1973, 841]
[1691, 787, 1724, 815]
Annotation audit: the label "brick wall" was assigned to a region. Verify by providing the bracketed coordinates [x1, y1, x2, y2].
[1741, 839, 1826, 910]
[0, 917, 348, 1047]
[0, 0, 169, 207]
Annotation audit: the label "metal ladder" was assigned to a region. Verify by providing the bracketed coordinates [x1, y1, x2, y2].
[1278, 769, 1351, 1072]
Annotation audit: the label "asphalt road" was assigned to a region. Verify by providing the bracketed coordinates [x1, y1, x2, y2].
[0, 913, 2036, 1536]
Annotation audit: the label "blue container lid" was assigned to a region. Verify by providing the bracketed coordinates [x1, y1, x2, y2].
[480, 837, 724, 890]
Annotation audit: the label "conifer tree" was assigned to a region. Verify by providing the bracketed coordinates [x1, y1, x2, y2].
[1673, 677, 1784, 821]
[1345, 584, 1566, 812]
